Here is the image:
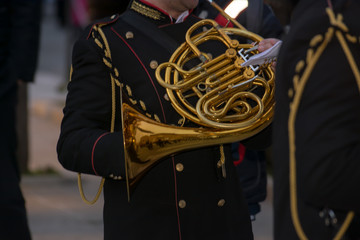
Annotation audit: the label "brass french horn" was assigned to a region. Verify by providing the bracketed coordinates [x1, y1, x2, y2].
[121, 0, 275, 200]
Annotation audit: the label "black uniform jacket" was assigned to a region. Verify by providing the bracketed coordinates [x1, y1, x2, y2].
[273, 0, 360, 239]
[56, 0, 276, 239]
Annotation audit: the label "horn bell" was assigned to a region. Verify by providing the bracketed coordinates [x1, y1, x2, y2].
[121, 95, 273, 200]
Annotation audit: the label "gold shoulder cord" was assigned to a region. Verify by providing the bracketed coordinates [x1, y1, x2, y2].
[288, 7, 359, 239]
[78, 23, 119, 205]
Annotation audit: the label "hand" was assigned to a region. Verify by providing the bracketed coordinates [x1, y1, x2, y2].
[257, 38, 280, 52]
[258, 38, 280, 72]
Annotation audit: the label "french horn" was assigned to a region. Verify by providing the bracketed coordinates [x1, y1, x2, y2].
[121, 0, 275, 200]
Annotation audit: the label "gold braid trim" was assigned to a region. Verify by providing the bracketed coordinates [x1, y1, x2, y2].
[96, 26, 116, 133]
[78, 24, 119, 205]
[77, 174, 104, 205]
[219, 145, 225, 165]
[114, 67, 119, 77]
[69, 65, 73, 82]
[103, 58, 112, 69]
[114, 79, 121, 87]
[139, 100, 147, 111]
[94, 38, 103, 49]
[154, 114, 160, 122]
[288, 7, 357, 239]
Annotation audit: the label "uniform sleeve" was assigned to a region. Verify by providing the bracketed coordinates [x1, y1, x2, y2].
[57, 37, 126, 179]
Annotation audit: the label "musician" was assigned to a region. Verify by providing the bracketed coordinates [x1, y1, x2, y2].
[57, 0, 271, 239]
[273, 0, 360, 239]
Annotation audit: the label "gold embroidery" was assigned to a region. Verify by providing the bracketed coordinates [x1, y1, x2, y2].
[292, 75, 299, 91]
[103, 58, 112, 69]
[94, 38, 103, 49]
[104, 49, 110, 58]
[114, 79, 121, 87]
[69, 65, 73, 82]
[126, 85, 132, 97]
[309, 34, 323, 47]
[154, 114, 160, 122]
[114, 67, 119, 77]
[130, 98, 137, 105]
[139, 100, 147, 111]
[346, 33, 357, 43]
[295, 60, 304, 73]
[131, 1, 163, 20]
[288, 88, 294, 98]
[306, 49, 314, 64]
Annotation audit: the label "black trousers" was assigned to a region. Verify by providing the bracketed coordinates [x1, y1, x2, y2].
[0, 86, 31, 240]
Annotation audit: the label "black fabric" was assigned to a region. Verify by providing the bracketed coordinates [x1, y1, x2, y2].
[0, 90, 32, 240]
[120, 11, 179, 54]
[232, 144, 267, 217]
[273, 0, 360, 239]
[246, 0, 263, 34]
[0, 1, 42, 85]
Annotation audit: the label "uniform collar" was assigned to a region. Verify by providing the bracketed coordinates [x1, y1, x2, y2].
[129, 0, 191, 25]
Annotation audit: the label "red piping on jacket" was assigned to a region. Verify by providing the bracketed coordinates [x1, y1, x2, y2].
[86, 16, 120, 40]
[91, 132, 110, 175]
[111, 18, 183, 240]
[171, 156, 182, 240]
[110, 27, 167, 123]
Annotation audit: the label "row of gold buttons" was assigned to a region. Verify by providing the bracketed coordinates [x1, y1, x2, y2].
[175, 162, 226, 208]
[178, 199, 226, 209]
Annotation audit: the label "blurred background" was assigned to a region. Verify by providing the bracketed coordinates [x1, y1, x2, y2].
[18, 0, 292, 239]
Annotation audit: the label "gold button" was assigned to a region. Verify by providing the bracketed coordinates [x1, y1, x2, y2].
[126, 31, 134, 39]
[150, 60, 158, 69]
[176, 163, 184, 172]
[179, 200, 186, 208]
[217, 199, 225, 207]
